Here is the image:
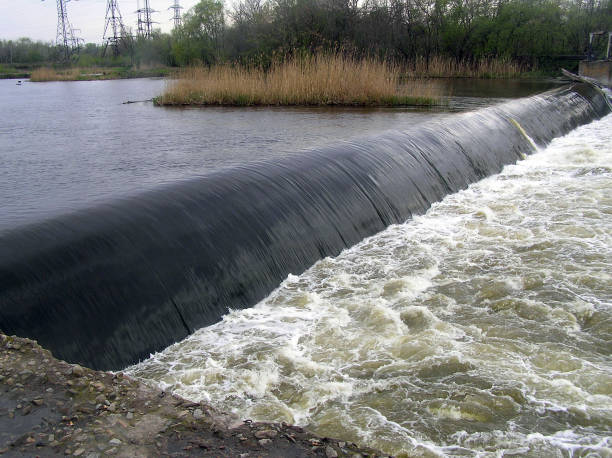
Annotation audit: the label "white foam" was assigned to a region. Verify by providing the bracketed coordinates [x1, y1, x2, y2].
[127, 114, 612, 456]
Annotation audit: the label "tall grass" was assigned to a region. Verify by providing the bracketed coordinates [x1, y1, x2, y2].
[406, 56, 528, 79]
[29, 66, 171, 82]
[30, 67, 107, 82]
[156, 54, 442, 107]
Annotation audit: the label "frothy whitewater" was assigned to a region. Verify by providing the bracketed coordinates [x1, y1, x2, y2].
[127, 114, 612, 456]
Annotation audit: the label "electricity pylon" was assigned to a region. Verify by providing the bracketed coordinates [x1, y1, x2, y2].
[45, 0, 81, 60]
[103, 0, 127, 56]
[170, 0, 183, 29]
[137, 0, 156, 38]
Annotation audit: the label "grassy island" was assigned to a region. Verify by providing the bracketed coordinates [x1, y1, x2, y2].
[155, 54, 443, 107]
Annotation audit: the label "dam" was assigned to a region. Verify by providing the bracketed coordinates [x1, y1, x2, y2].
[1, 78, 611, 455]
[0, 83, 610, 371]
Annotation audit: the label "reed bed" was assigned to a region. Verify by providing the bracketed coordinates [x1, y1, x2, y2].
[156, 54, 442, 107]
[29, 66, 170, 82]
[30, 67, 108, 82]
[406, 56, 527, 79]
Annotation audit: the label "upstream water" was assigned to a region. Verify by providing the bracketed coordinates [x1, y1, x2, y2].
[1, 78, 439, 232]
[127, 114, 612, 456]
[0, 77, 559, 232]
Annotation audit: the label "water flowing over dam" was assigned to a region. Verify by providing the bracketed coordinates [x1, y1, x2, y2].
[0, 83, 609, 371]
[128, 111, 612, 456]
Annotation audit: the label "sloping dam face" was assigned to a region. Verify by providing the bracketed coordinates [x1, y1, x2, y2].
[0, 84, 609, 370]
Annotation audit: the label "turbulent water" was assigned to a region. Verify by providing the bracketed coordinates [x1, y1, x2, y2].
[127, 114, 612, 456]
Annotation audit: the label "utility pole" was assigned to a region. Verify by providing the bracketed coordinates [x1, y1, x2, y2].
[103, 0, 127, 56]
[137, 0, 156, 38]
[170, 0, 183, 29]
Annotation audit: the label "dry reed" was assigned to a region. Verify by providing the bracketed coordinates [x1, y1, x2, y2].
[30, 67, 108, 82]
[156, 54, 442, 107]
[406, 56, 526, 79]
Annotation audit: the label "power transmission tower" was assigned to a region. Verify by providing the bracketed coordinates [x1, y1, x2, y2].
[50, 0, 81, 61]
[103, 0, 127, 56]
[136, 0, 156, 38]
[170, 0, 183, 29]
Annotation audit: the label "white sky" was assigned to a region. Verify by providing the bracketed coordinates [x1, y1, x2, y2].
[0, 0, 202, 44]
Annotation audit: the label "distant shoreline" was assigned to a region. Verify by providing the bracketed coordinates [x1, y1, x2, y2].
[28, 66, 172, 82]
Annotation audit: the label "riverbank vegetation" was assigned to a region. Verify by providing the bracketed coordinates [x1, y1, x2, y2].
[29, 66, 171, 82]
[1, 0, 610, 80]
[157, 54, 442, 106]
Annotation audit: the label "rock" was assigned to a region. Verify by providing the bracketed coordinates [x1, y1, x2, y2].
[77, 405, 95, 414]
[254, 429, 278, 439]
[0, 332, 385, 458]
[326, 445, 339, 458]
[116, 418, 128, 429]
[71, 365, 85, 377]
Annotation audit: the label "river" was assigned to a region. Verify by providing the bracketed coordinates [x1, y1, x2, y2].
[2, 77, 609, 455]
[0, 77, 558, 233]
[127, 113, 612, 456]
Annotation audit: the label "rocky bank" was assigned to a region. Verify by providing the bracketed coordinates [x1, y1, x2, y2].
[0, 333, 386, 457]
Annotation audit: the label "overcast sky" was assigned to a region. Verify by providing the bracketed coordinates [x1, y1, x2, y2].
[0, 0, 202, 44]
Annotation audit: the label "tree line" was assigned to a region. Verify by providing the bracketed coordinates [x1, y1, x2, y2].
[1, 0, 611, 72]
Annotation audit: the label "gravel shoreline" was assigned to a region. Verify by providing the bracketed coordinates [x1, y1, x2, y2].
[0, 333, 386, 457]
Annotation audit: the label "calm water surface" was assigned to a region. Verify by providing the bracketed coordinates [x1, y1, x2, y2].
[0, 77, 560, 232]
[1, 78, 433, 231]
